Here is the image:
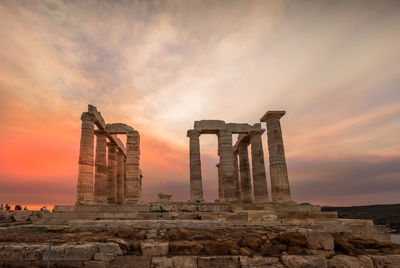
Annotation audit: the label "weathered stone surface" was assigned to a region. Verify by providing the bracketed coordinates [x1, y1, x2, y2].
[327, 255, 373, 268]
[169, 241, 203, 255]
[97, 243, 123, 255]
[261, 110, 291, 202]
[278, 232, 307, 247]
[94, 130, 108, 203]
[113, 255, 151, 268]
[281, 255, 327, 268]
[94, 252, 115, 261]
[204, 240, 237, 255]
[105, 123, 134, 134]
[140, 242, 169, 256]
[42, 243, 98, 261]
[12, 211, 33, 222]
[187, 130, 203, 202]
[238, 141, 252, 203]
[198, 256, 240, 268]
[240, 256, 283, 268]
[0, 244, 47, 261]
[152, 256, 173, 268]
[371, 255, 400, 268]
[84, 260, 108, 268]
[250, 129, 268, 203]
[239, 247, 252, 256]
[305, 231, 334, 251]
[172, 256, 197, 268]
[125, 130, 141, 203]
[194, 120, 226, 132]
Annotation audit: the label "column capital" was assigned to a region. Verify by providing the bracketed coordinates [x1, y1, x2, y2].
[260, 111, 286, 122]
[81, 112, 95, 122]
[187, 129, 201, 138]
[107, 142, 118, 150]
[250, 128, 265, 136]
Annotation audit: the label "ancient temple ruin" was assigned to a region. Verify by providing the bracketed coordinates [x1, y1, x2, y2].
[76, 105, 142, 205]
[187, 111, 291, 204]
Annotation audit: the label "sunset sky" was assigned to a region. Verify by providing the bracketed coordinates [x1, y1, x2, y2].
[0, 0, 399, 207]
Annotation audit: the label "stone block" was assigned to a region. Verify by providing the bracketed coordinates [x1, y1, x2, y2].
[239, 256, 283, 268]
[281, 255, 327, 268]
[94, 253, 115, 261]
[113, 255, 151, 268]
[194, 120, 226, 133]
[152, 257, 173, 268]
[172, 256, 197, 268]
[225, 123, 252, 133]
[327, 255, 373, 268]
[140, 242, 169, 256]
[198, 256, 239, 268]
[169, 241, 203, 255]
[305, 231, 334, 251]
[84, 260, 108, 268]
[371, 255, 400, 268]
[97, 243, 123, 255]
[0, 244, 47, 261]
[42, 243, 98, 261]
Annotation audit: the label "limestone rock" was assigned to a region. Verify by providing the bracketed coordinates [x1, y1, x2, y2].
[172, 256, 197, 268]
[240, 256, 283, 268]
[152, 256, 173, 268]
[198, 256, 239, 268]
[239, 247, 252, 256]
[140, 242, 169, 256]
[327, 255, 373, 268]
[0, 244, 47, 261]
[371, 255, 400, 268]
[305, 231, 334, 251]
[42, 243, 98, 261]
[97, 242, 123, 255]
[278, 232, 307, 247]
[94, 252, 115, 261]
[169, 241, 203, 255]
[281, 255, 327, 268]
[241, 237, 261, 250]
[204, 240, 236, 255]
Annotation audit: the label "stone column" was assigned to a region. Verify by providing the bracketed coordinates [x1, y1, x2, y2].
[250, 128, 269, 203]
[218, 130, 237, 202]
[125, 131, 141, 203]
[93, 130, 108, 203]
[187, 130, 203, 202]
[116, 150, 125, 204]
[76, 112, 95, 205]
[216, 163, 223, 201]
[233, 150, 241, 200]
[261, 111, 291, 202]
[107, 142, 118, 204]
[238, 141, 253, 203]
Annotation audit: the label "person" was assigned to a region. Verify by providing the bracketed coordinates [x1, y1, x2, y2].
[24, 206, 28, 211]
[5, 204, 10, 211]
[44, 206, 48, 212]
[0, 204, 3, 211]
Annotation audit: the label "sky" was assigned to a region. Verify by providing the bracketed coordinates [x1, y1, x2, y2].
[0, 0, 399, 207]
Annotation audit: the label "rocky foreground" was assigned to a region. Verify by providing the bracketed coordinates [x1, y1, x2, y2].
[1, 217, 400, 267]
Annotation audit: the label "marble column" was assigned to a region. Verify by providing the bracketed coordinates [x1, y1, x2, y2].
[216, 163, 223, 201]
[107, 142, 118, 204]
[238, 141, 253, 203]
[233, 150, 241, 201]
[116, 150, 125, 204]
[125, 131, 141, 203]
[261, 111, 291, 202]
[187, 130, 203, 202]
[218, 130, 236, 202]
[250, 128, 269, 203]
[94, 130, 108, 203]
[76, 112, 95, 205]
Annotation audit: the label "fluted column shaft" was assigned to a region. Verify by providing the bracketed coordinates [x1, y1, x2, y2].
[250, 130, 269, 203]
[263, 112, 291, 202]
[116, 150, 125, 204]
[107, 142, 118, 204]
[238, 142, 252, 203]
[216, 163, 223, 201]
[94, 130, 107, 203]
[187, 130, 203, 202]
[125, 131, 141, 203]
[76, 112, 95, 205]
[233, 151, 241, 200]
[218, 130, 236, 202]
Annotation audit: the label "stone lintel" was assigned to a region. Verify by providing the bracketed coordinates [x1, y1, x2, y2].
[260, 110, 286, 122]
[110, 135, 127, 156]
[194, 120, 226, 133]
[88, 104, 106, 129]
[225, 123, 252, 134]
[187, 129, 200, 137]
[106, 123, 134, 134]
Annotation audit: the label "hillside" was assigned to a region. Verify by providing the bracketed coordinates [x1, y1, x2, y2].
[322, 204, 400, 233]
